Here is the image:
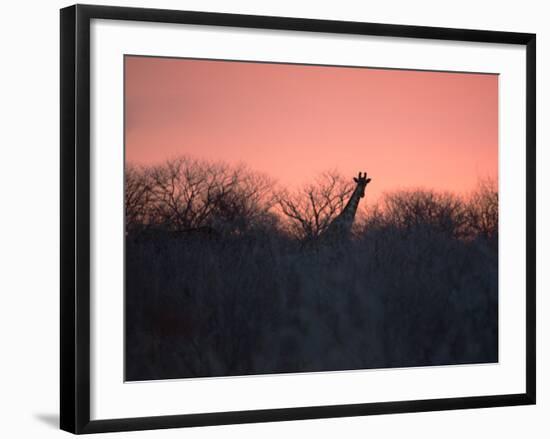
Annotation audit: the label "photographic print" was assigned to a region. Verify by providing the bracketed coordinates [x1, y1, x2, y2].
[124, 55, 499, 381]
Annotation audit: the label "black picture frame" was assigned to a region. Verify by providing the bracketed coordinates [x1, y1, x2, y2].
[60, 4, 536, 434]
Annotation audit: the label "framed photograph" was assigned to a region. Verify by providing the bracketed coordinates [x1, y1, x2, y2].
[60, 4, 536, 434]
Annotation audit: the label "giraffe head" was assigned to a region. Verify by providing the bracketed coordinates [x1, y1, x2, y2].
[353, 172, 372, 198]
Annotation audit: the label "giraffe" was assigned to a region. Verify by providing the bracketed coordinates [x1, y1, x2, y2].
[321, 172, 372, 241]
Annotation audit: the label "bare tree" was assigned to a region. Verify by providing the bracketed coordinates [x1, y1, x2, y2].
[125, 164, 152, 233]
[277, 171, 354, 240]
[145, 157, 223, 230]
[358, 181, 498, 243]
[377, 189, 468, 238]
[125, 156, 277, 235]
[465, 178, 498, 240]
[210, 164, 277, 234]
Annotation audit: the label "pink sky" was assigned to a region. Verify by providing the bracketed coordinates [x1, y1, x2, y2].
[125, 56, 498, 202]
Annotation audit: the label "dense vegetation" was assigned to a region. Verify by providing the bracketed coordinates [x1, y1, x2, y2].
[125, 156, 498, 380]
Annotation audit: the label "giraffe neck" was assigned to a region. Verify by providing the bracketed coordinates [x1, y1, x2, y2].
[321, 180, 368, 240]
[323, 184, 363, 238]
[340, 185, 363, 225]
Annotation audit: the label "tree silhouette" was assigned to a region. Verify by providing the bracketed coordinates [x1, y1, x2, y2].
[465, 178, 498, 241]
[125, 164, 152, 234]
[276, 170, 354, 240]
[382, 189, 467, 238]
[125, 156, 276, 235]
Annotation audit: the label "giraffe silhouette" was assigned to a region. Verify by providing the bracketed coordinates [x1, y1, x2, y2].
[321, 172, 372, 241]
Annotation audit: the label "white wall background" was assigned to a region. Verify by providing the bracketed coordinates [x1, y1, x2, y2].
[0, 0, 546, 437]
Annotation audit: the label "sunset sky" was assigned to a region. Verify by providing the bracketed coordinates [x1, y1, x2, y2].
[125, 56, 498, 202]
